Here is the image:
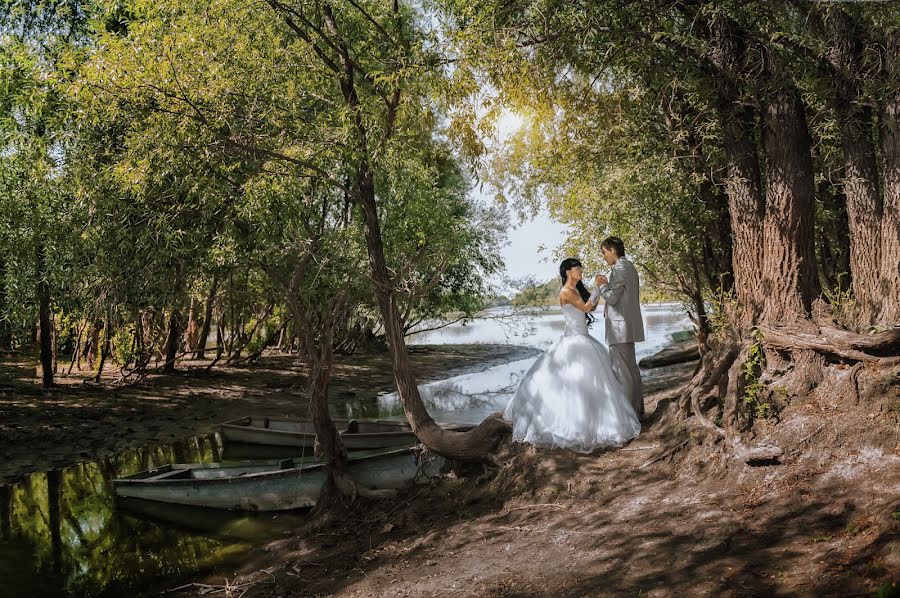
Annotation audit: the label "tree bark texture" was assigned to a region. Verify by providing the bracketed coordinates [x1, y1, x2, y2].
[879, 31, 900, 326]
[760, 85, 820, 324]
[826, 8, 883, 325]
[163, 309, 181, 373]
[708, 15, 765, 327]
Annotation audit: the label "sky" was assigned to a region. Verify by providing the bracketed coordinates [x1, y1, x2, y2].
[473, 110, 569, 286]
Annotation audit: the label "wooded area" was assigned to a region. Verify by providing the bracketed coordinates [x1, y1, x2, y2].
[2, 3, 899, 591]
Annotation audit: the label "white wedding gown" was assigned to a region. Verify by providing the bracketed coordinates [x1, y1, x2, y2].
[504, 303, 642, 452]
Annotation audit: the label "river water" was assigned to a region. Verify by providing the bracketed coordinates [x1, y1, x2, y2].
[348, 304, 693, 424]
[0, 304, 690, 597]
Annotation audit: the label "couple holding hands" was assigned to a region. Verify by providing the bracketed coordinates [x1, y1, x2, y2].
[503, 236, 646, 453]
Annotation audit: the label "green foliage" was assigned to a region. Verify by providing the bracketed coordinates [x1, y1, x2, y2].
[511, 278, 560, 307]
[740, 329, 782, 421]
[877, 581, 899, 598]
[1, 0, 507, 364]
[822, 273, 858, 329]
[112, 323, 137, 366]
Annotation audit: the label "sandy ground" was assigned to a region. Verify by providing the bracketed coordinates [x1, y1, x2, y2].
[0, 344, 537, 482]
[168, 365, 900, 598]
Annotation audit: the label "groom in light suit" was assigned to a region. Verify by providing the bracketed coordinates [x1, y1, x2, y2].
[591, 236, 645, 419]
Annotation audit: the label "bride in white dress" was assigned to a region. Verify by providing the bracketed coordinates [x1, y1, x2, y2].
[504, 258, 642, 452]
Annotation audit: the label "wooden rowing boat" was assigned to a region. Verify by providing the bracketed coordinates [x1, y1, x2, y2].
[112, 447, 441, 511]
[219, 416, 471, 450]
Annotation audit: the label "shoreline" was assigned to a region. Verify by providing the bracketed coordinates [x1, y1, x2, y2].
[0, 343, 539, 483]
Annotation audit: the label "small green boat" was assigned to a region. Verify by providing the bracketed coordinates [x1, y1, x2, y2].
[112, 447, 442, 511]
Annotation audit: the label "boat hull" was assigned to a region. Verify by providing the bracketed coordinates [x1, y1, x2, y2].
[113, 449, 442, 511]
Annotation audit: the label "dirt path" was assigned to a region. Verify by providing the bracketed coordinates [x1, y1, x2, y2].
[170, 378, 900, 597]
[0, 344, 537, 482]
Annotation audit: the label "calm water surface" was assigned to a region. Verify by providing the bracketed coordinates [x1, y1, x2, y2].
[0, 304, 690, 596]
[343, 304, 692, 424]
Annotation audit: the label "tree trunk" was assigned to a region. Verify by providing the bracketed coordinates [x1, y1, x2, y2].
[301, 327, 349, 512]
[195, 275, 218, 359]
[93, 318, 111, 383]
[879, 31, 900, 326]
[827, 8, 883, 325]
[708, 15, 766, 326]
[67, 318, 87, 375]
[355, 168, 510, 461]
[51, 311, 58, 374]
[36, 243, 54, 388]
[86, 319, 102, 370]
[322, 0, 508, 461]
[184, 296, 201, 355]
[0, 483, 11, 539]
[759, 85, 820, 324]
[163, 309, 180, 373]
[0, 257, 9, 350]
[817, 179, 852, 293]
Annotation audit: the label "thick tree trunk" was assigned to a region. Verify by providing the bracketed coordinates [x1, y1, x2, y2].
[702, 184, 734, 294]
[827, 8, 883, 325]
[36, 243, 54, 388]
[195, 275, 218, 359]
[759, 86, 821, 324]
[708, 15, 766, 326]
[879, 31, 900, 326]
[163, 309, 180, 373]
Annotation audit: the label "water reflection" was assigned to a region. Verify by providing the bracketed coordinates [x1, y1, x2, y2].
[0, 434, 306, 597]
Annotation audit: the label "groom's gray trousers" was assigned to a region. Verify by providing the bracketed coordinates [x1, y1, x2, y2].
[609, 342, 644, 416]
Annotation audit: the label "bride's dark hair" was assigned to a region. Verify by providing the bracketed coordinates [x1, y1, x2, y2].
[559, 257, 591, 303]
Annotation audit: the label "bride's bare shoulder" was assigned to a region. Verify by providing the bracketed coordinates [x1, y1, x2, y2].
[558, 286, 576, 305]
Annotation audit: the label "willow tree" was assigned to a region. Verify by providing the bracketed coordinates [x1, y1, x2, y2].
[0, 17, 83, 386]
[440, 0, 900, 461]
[76, 0, 509, 465]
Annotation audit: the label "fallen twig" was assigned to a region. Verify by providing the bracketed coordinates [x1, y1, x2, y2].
[503, 502, 565, 513]
[636, 440, 689, 470]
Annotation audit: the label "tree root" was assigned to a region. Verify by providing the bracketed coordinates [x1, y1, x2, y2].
[761, 325, 900, 365]
[731, 438, 783, 465]
[332, 469, 397, 501]
[636, 439, 689, 469]
[684, 344, 741, 439]
[474, 453, 504, 484]
[678, 341, 786, 464]
[411, 412, 512, 462]
[850, 362, 865, 406]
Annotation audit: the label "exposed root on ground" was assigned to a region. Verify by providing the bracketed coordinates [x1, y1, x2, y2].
[674, 324, 900, 465]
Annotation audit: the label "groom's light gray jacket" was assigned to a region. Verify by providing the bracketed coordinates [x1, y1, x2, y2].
[598, 257, 644, 345]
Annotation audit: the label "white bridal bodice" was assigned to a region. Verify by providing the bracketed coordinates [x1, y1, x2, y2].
[562, 303, 589, 337]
